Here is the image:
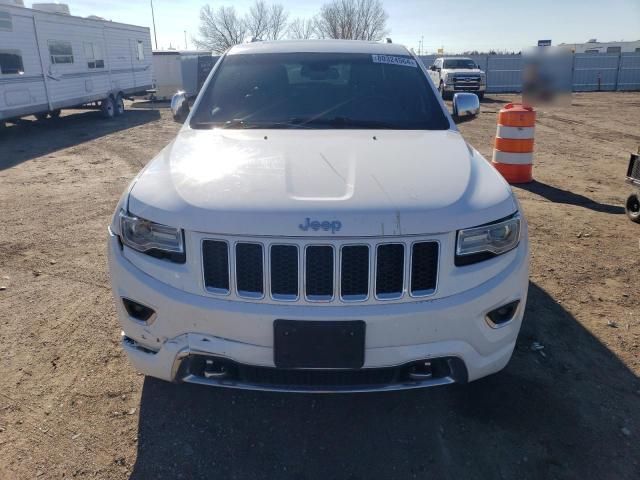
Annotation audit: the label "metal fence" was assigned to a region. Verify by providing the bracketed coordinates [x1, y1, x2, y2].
[417, 53, 640, 93]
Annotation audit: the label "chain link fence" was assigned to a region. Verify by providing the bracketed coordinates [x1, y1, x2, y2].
[418, 53, 640, 93]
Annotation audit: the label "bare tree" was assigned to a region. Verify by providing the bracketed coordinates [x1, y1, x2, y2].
[246, 0, 270, 40]
[316, 0, 388, 41]
[288, 17, 317, 40]
[193, 5, 247, 53]
[267, 4, 289, 40]
[195, 1, 289, 51]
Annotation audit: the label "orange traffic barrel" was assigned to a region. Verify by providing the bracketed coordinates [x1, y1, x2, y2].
[491, 103, 536, 184]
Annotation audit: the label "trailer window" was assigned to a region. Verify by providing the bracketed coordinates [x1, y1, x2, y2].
[0, 11, 12, 31]
[0, 50, 24, 75]
[84, 42, 104, 69]
[49, 41, 74, 64]
[136, 41, 145, 61]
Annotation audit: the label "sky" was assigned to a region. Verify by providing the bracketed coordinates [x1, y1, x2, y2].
[59, 0, 640, 53]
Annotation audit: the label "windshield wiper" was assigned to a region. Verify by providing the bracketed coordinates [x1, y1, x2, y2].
[191, 119, 294, 129]
[192, 117, 401, 130]
[288, 116, 397, 129]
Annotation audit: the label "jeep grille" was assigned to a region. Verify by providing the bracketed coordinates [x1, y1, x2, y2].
[202, 238, 439, 304]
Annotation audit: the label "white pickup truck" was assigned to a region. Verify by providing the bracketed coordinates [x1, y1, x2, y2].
[428, 57, 487, 99]
[108, 40, 528, 393]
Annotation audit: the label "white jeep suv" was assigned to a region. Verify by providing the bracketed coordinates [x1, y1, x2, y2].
[428, 57, 487, 99]
[107, 40, 528, 393]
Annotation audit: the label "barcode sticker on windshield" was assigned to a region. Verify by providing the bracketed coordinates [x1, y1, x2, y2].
[371, 54, 417, 68]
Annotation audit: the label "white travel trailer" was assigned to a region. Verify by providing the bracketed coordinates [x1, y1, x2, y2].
[0, 2, 153, 127]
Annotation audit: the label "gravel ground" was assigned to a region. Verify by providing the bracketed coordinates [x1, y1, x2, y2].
[0, 93, 638, 479]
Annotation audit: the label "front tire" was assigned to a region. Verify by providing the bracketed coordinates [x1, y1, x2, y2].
[114, 94, 125, 116]
[477, 92, 484, 100]
[50, 109, 61, 119]
[35, 112, 49, 121]
[100, 96, 115, 119]
[626, 193, 640, 223]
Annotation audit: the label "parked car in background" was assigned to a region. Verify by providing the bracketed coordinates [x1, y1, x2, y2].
[0, 2, 152, 127]
[428, 57, 486, 99]
[108, 39, 528, 393]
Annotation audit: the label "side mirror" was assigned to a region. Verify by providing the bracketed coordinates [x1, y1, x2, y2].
[452, 92, 480, 118]
[171, 91, 190, 123]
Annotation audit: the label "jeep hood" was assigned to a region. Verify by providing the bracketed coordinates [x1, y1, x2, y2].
[127, 128, 516, 237]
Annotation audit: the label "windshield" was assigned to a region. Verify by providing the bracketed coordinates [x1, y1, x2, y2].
[190, 52, 449, 130]
[443, 59, 477, 69]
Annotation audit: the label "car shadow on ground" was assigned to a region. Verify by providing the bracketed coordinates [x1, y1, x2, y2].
[130, 100, 171, 109]
[453, 114, 477, 125]
[517, 180, 625, 214]
[0, 109, 161, 170]
[130, 282, 639, 480]
[480, 96, 512, 105]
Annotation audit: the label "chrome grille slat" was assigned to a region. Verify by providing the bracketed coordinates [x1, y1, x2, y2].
[201, 238, 438, 304]
[235, 243, 264, 298]
[340, 245, 369, 301]
[410, 241, 439, 296]
[375, 243, 405, 300]
[202, 240, 230, 294]
[270, 245, 299, 300]
[305, 245, 334, 301]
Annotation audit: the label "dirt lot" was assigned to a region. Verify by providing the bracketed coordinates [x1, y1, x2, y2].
[1, 93, 639, 479]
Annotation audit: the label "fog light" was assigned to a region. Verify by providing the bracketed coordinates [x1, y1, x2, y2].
[407, 361, 433, 380]
[203, 359, 229, 379]
[122, 298, 155, 322]
[486, 300, 520, 327]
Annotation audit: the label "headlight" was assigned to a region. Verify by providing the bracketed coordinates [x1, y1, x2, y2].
[455, 213, 521, 266]
[480, 73, 486, 85]
[119, 210, 186, 263]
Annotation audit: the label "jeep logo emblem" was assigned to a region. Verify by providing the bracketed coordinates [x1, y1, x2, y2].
[298, 218, 342, 234]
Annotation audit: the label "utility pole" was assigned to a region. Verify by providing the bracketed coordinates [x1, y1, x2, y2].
[184, 30, 188, 50]
[420, 35, 424, 55]
[150, 0, 158, 50]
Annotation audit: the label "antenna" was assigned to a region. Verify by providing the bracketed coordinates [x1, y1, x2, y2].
[150, 0, 158, 50]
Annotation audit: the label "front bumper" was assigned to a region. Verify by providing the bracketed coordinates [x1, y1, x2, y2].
[444, 83, 486, 93]
[108, 231, 529, 392]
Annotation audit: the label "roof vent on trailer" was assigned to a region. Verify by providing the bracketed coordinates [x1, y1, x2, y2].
[32, 2, 70, 15]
